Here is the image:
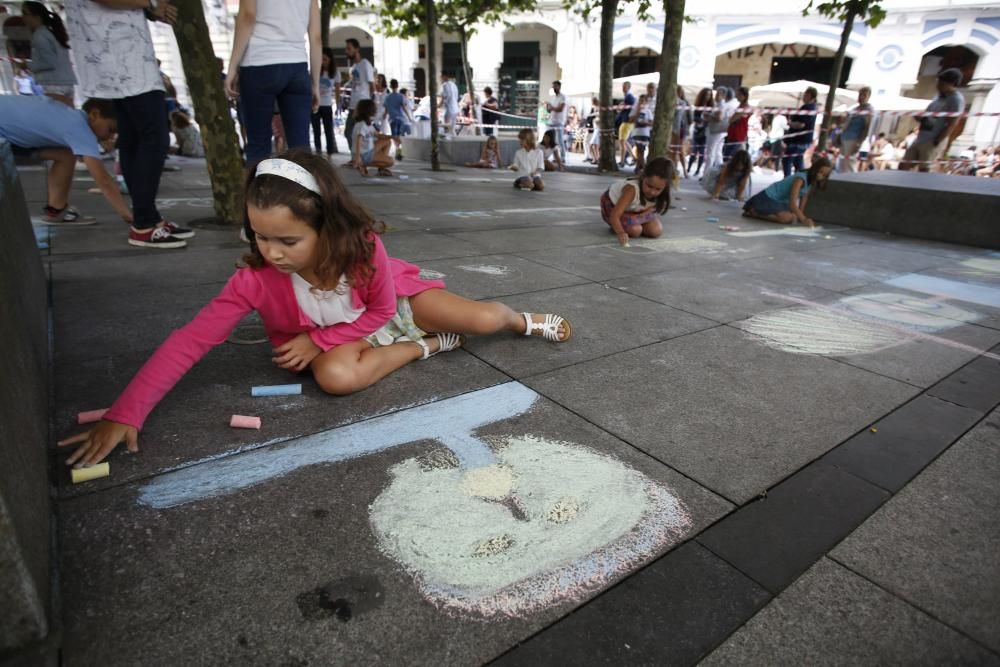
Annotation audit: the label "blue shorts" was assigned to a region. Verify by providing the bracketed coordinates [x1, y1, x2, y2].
[389, 117, 410, 137]
[744, 191, 788, 216]
[360, 149, 375, 166]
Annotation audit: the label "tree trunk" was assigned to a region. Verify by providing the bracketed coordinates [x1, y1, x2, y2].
[649, 0, 685, 160]
[320, 0, 332, 48]
[598, 0, 618, 172]
[425, 0, 440, 170]
[172, 0, 244, 224]
[458, 25, 480, 136]
[817, 9, 855, 153]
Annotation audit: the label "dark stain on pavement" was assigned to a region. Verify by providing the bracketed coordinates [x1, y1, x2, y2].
[296, 575, 384, 623]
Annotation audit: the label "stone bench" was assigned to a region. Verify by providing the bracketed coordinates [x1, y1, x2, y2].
[0, 139, 54, 661]
[808, 170, 1000, 249]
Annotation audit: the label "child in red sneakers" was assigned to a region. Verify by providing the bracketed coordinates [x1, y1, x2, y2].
[59, 150, 573, 467]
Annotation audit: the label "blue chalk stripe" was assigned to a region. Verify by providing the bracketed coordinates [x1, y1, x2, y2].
[251, 383, 303, 397]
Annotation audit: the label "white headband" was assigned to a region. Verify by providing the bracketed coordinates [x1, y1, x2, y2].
[255, 158, 321, 195]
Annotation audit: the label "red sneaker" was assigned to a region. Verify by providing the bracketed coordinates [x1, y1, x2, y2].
[128, 226, 187, 249]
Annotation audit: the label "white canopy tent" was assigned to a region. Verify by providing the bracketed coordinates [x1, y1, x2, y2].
[749, 79, 858, 110]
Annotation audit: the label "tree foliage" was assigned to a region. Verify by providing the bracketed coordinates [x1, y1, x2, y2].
[802, 0, 887, 151]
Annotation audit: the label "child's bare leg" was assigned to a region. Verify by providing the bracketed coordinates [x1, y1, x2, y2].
[410, 289, 569, 340]
[311, 338, 441, 395]
[37, 147, 75, 210]
[641, 219, 662, 238]
[626, 224, 643, 238]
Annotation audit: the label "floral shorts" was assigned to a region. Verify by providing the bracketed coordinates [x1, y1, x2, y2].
[364, 296, 427, 348]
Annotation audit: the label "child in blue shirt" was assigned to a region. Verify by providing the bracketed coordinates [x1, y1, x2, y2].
[743, 157, 831, 227]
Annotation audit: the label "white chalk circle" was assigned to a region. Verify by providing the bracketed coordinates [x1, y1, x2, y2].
[369, 435, 691, 619]
[616, 237, 731, 255]
[839, 293, 978, 331]
[743, 308, 907, 356]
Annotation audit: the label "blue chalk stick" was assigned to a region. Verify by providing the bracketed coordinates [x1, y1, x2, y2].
[706, 217, 719, 223]
[251, 384, 302, 397]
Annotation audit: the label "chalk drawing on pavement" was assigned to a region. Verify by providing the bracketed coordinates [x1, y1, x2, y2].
[744, 290, 983, 356]
[456, 264, 512, 276]
[136, 382, 692, 619]
[612, 237, 746, 256]
[155, 197, 214, 209]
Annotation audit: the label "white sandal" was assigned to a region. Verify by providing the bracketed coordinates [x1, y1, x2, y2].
[416, 333, 464, 360]
[522, 313, 572, 342]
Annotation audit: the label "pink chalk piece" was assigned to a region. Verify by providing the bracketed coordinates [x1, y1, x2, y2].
[230, 415, 262, 430]
[78, 408, 109, 425]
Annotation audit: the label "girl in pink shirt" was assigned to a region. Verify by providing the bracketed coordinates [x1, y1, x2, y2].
[60, 150, 572, 468]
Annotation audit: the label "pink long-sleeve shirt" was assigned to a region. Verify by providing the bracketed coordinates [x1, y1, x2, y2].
[103, 235, 444, 430]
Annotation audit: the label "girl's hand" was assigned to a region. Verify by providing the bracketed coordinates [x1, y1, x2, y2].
[59, 420, 138, 468]
[617, 231, 631, 246]
[273, 333, 322, 372]
[803, 217, 816, 228]
[224, 71, 239, 99]
[358, 165, 369, 176]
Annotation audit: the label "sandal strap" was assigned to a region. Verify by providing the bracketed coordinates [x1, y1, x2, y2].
[522, 313, 567, 341]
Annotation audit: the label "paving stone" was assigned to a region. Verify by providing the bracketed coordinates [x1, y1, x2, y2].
[465, 283, 716, 377]
[926, 354, 1000, 413]
[701, 558, 999, 666]
[493, 542, 770, 666]
[734, 250, 906, 291]
[831, 410, 1000, 654]
[609, 263, 842, 323]
[807, 241, 955, 274]
[379, 230, 484, 262]
[448, 222, 615, 254]
[57, 386, 731, 666]
[53, 345, 509, 495]
[824, 394, 983, 491]
[526, 326, 918, 503]
[696, 461, 889, 593]
[415, 254, 588, 300]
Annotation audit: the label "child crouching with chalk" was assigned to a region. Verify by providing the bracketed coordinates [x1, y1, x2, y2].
[59, 150, 572, 468]
[601, 157, 672, 246]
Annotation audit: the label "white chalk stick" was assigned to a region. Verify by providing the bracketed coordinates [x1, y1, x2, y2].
[230, 415, 262, 430]
[71, 462, 109, 484]
[78, 408, 108, 425]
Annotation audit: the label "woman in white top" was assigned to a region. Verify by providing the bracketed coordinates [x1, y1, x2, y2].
[511, 128, 545, 191]
[225, 0, 321, 165]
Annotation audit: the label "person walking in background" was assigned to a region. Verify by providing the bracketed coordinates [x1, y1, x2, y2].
[783, 86, 817, 176]
[671, 86, 692, 176]
[343, 37, 374, 158]
[616, 81, 636, 167]
[225, 0, 321, 166]
[311, 47, 339, 156]
[705, 86, 732, 171]
[545, 79, 567, 161]
[837, 86, 873, 172]
[687, 87, 712, 177]
[481, 86, 499, 136]
[899, 68, 965, 173]
[21, 1, 76, 106]
[439, 72, 459, 137]
[65, 0, 193, 248]
[383, 78, 411, 160]
[373, 73, 389, 132]
[723, 86, 750, 161]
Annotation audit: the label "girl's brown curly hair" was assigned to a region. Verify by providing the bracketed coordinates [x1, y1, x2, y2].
[242, 149, 384, 288]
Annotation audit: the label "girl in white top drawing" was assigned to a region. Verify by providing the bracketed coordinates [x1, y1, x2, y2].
[510, 128, 545, 191]
[601, 157, 673, 246]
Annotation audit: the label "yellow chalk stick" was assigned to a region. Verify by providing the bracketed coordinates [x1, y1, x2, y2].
[71, 462, 109, 484]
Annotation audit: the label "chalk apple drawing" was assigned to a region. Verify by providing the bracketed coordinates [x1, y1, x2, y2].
[369, 435, 691, 619]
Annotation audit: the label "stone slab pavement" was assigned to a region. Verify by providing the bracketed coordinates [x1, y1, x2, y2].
[23, 153, 1000, 664]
